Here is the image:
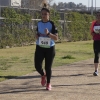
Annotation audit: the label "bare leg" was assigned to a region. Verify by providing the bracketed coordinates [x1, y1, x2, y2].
[93, 63, 99, 76]
[94, 63, 99, 71]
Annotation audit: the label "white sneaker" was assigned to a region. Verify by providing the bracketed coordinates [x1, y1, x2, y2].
[93, 71, 99, 76]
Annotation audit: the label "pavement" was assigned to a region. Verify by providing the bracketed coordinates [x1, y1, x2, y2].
[0, 58, 100, 100]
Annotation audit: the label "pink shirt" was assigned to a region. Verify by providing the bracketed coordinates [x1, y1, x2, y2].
[92, 21, 100, 40]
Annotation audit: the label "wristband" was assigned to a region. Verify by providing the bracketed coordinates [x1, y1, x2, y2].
[47, 32, 50, 36]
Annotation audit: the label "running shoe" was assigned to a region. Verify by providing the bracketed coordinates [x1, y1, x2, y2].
[46, 83, 52, 90]
[93, 71, 99, 76]
[41, 75, 46, 86]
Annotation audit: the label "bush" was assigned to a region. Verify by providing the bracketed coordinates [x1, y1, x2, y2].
[66, 12, 95, 41]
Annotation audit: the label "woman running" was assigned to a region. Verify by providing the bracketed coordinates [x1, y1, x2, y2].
[90, 11, 100, 76]
[34, 3, 58, 90]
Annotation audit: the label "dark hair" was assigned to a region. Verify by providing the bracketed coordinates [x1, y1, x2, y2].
[41, 3, 50, 13]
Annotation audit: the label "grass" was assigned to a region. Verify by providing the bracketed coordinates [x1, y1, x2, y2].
[0, 40, 93, 82]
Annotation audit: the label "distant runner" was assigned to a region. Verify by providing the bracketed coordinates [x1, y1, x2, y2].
[90, 11, 100, 76]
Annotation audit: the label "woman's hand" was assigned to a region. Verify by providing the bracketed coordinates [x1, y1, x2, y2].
[45, 28, 49, 35]
[45, 28, 58, 40]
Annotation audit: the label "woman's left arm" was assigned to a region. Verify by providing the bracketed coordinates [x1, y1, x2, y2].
[45, 28, 58, 40]
[47, 32, 58, 40]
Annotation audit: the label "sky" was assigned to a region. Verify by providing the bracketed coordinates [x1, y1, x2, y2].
[53, 0, 100, 7]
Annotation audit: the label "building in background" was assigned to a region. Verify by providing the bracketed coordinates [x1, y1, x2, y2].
[21, 0, 47, 9]
[0, 0, 21, 20]
[0, 0, 10, 6]
[0, 0, 21, 7]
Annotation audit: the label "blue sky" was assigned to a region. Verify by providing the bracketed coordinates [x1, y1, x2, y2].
[53, 0, 100, 7]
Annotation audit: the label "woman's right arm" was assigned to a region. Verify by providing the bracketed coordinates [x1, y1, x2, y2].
[90, 21, 96, 36]
[36, 25, 39, 39]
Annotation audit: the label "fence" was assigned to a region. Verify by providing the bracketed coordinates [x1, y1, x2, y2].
[0, 6, 96, 48]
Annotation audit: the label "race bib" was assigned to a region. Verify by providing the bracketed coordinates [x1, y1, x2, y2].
[39, 37, 51, 48]
[94, 26, 100, 34]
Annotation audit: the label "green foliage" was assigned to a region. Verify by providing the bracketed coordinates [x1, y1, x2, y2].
[61, 55, 75, 59]
[2, 8, 23, 24]
[0, 59, 12, 70]
[0, 7, 95, 48]
[23, 13, 32, 22]
[66, 12, 95, 41]
[1, 7, 33, 48]
[0, 41, 93, 81]
[1, 8, 62, 48]
[0, 30, 14, 48]
[50, 9, 63, 41]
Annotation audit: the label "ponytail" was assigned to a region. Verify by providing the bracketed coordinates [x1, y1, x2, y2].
[41, 3, 50, 13]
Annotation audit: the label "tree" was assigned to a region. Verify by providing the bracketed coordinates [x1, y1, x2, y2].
[67, 2, 76, 8]
[21, 0, 43, 9]
[52, 1, 87, 10]
[21, 0, 54, 9]
[52, 3, 57, 10]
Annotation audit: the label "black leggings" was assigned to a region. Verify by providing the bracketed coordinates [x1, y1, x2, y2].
[93, 40, 100, 63]
[34, 45, 55, 83]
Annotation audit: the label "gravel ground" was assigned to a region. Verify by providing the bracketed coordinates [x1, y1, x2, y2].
[0, 58, 100, 100]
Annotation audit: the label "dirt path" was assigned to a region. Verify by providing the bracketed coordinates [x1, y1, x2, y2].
[0, 58, 100, 100]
